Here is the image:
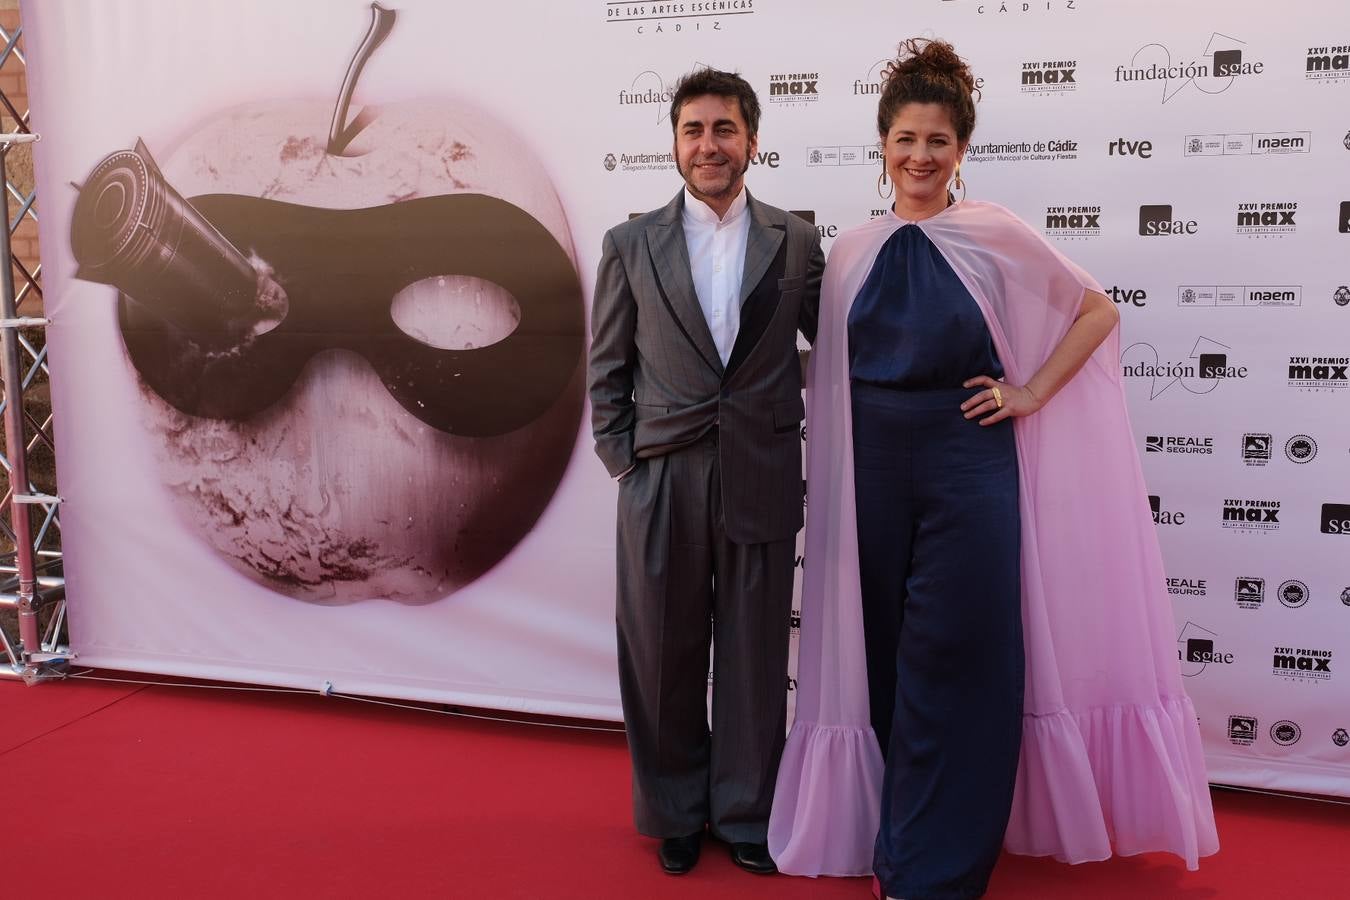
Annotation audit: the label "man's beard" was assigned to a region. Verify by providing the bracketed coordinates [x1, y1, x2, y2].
[678, 153, 750, 201]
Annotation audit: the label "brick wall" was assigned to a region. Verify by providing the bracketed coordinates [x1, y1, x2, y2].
[0, 4, 38, 287]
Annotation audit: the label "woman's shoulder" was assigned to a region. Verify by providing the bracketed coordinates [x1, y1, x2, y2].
[947, 199, 1050, 245]
[832, 215, 899, 250]
[955, 199, 1027, 228]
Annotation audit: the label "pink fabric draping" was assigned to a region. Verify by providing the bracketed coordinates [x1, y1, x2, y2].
[768, 201, 1218, 877]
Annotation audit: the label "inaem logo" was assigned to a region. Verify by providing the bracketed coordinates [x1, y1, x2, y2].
[1140, 204, 1198, 236]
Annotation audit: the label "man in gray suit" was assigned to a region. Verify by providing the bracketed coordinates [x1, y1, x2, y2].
[588, 69, 823, 876]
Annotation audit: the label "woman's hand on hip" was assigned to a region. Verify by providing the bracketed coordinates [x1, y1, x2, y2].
[960, 375, 1042, 426]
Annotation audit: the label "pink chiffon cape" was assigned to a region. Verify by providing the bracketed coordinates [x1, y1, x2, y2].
[768, 201, 1219, 876]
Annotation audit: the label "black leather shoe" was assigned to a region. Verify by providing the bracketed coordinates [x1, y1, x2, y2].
[658, 833, 702, 875]
[729, 842, 777, 874]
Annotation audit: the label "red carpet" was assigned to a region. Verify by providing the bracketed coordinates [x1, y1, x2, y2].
[3, 676, 1347, 898]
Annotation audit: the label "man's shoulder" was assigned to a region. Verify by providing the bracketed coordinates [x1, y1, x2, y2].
[605, 203, 673, 247]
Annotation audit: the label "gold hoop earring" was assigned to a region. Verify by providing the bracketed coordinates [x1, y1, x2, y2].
[877, 169, 893, 200]
[952, 165, 966, 203]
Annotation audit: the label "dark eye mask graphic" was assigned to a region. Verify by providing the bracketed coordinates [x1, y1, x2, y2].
[70, 142, 583, 436]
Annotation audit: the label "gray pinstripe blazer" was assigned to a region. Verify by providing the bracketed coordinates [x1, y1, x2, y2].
[588, 190, 823, 544]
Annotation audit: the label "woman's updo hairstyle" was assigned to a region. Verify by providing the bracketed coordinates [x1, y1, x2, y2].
[877, 38, 979, 144]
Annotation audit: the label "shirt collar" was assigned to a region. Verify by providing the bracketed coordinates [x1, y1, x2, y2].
[683, 186, 748, 227]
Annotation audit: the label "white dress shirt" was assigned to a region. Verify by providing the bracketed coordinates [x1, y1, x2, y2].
[682, 187, 751, 367]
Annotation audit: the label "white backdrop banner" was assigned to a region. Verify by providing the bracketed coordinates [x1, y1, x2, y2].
[24, 0, 1350, 794]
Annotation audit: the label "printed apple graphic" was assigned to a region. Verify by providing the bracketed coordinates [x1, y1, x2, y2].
[70, 4, 584, 603]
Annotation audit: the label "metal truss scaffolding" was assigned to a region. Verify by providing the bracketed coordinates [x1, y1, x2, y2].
[0, 16, 67, 683]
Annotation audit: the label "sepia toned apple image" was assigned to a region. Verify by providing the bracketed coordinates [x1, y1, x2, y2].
[68, 4, 584, 604]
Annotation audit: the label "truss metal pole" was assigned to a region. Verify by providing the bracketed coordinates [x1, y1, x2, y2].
[0, 135, 39, 671]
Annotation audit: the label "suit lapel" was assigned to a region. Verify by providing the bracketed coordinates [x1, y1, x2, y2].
[647, 191, 724, 376]
[739, 195, 786, 306]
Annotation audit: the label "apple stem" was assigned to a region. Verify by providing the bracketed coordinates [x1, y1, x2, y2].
[327, 2, 398, 156]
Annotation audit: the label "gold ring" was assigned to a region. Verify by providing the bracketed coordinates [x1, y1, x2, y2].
[992, 387, 1003, 409]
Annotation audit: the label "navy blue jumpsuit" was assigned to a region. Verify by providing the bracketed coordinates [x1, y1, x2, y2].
[848, 223, 1024, 900]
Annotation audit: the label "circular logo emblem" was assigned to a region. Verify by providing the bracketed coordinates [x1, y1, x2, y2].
[1181, 288, 1197, 303]
[1334, 728, 1350, 747]
[603, 153, 617, 172]
[1335, 285, 1350, 307]
[1344, 130, 1350, 151]
[1271, 720, 1302, 745]
[1188, 137, 1204, 154]
[1342, 586, 1350, 607]
[1279, 579, 1309, 608]
[1284, 434, 1318, 463]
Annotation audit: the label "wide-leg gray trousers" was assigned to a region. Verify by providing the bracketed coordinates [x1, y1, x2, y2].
[615, 431, 795, 843]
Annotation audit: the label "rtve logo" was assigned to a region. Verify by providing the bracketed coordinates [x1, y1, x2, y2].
[1108, 286, 1147, 307]
[1108, 138, 1153, 158]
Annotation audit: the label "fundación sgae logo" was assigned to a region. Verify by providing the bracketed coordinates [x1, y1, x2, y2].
[1115, 33, 1266, 103]
[1177, 621, 1233, 677]
[1120, 336, 1246, 399]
